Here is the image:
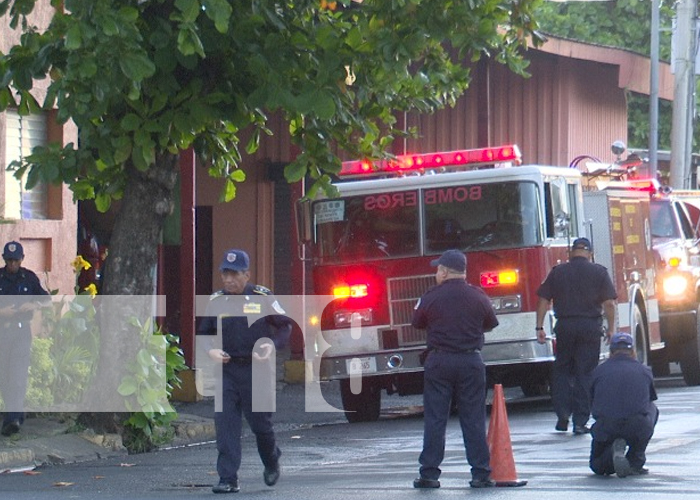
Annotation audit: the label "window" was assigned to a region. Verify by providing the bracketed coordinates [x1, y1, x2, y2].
[4, 109, 48, 219]
[423, 181, 542, 253]
[545, 178, 574, 239]
[312, 192, 420, 262]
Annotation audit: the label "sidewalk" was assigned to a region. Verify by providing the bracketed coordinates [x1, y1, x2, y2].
[0, 348, 307, 473]
[0, 401, 218, 473]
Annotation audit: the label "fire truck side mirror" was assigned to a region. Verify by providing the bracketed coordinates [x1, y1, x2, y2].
[554, 212, 570, 233]
[295, 199, 313, 244]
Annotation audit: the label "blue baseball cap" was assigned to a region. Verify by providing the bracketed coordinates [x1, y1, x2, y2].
[430, 249, 466, 273]
[2, 241, 24, 260]
[219, 249, 250, 272]
[610, 332, 634, 349]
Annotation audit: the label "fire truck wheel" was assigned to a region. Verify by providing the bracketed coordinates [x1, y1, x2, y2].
[340, 378, 381, 423]
[520, 381, 551, 398]
[679, 312, 700, 386]
[632, 305, 648, 367]
[651, 352, 671, 377]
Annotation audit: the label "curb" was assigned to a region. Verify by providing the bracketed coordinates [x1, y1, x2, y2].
[169, 415, 217, 447]
[0, 447, 35, 473]
[0, 414, 216, 473]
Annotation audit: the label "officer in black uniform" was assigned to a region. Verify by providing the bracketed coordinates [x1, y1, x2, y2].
[535, 237, 617, 435]
[0, 241, 49, 436]
[412, 249, 499, 489]
[198, 249, 291, 494]
[589, 332, 658, 477]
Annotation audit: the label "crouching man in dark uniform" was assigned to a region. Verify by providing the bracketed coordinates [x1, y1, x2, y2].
[589, 332, 659, 478]
[411, 249, 499, 489]
[199, 249, 292, 494]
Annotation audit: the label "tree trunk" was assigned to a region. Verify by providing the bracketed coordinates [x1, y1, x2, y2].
[103, 154, 179, 296]
[81, 153, 179, 416]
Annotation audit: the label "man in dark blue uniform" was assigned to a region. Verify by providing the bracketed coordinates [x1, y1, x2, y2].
[535, 237, 617, 435]
[198, 249, 291, 494]
[412, 249, 499, 489]
[589, 332, 658, 477]
[0, 241, 49, 436]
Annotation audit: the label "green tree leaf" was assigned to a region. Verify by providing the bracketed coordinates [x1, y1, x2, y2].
[119, 52, 156, 82]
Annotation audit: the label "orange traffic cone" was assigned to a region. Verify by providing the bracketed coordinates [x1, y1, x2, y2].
[486, 384, 527, 487]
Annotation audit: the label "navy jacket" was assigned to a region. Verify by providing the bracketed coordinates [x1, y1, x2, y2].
[198, 283, 292, 357]
[537, 256, 617, 320]
[0, 266, 49, 323]
[590, 354, 657, 420]
[412, 278, 498, 352]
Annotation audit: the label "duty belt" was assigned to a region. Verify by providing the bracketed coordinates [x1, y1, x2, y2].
[229, 356, 252, 365]
[434, 348, 480, 354]
[2, 321, 23, 329]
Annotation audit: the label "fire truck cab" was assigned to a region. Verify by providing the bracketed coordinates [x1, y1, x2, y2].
[298, 146, 662, 422]
[646, 188, 700, 385]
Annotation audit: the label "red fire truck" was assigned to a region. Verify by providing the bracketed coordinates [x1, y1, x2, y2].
[297, 145, 663, 422]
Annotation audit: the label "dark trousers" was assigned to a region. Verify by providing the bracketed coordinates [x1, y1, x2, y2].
[419, 351, 491, 481]
[589, 405, 659, 475]
[552, 325, 601, 427]
[0, 324, 30, 425]
[215, 363, 280, 482]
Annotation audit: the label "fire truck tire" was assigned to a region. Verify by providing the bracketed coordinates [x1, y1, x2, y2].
[632, 305, 648, 367]
[651, 352, 671, 377]
[679, 310, 700, 386]
[520, 380, 551, 398]
[340, 378, 381, 423]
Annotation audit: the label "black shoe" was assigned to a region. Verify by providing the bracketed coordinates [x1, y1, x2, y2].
[555, 417, 569, 432]
[212, 480, 240, 493]
[469, 478, 496, 488]
[1, 420, 20, 437]
[612, 438, 633, 478]
[263, 464, 280, 486]
[573, 425, 591, 435]
[413, 477, 440, 488]
[630, 467, 649, 476]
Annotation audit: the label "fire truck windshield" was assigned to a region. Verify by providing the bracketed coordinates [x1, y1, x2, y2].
[312, 181, 542, 262]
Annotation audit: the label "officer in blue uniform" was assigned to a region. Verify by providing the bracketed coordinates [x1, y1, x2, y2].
[0, 241, 49, 436]
[198, 249, 291, 494]
[535, 237, 617, 435]
[589, 332, 658, 477]
[412, 249, 499, 489]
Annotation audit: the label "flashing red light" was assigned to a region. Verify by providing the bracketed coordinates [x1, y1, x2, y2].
[339, 145, 522, 177]
[480, 270, 519, 288]
[605, 178, 660, 193]
[333, 283, 369, 299]
[625, 179, 660, 193]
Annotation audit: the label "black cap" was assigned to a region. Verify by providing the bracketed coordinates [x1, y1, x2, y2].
[2, 241, 24, 260]
[430, 249, 466, 273]
[571, 237, 592, 251]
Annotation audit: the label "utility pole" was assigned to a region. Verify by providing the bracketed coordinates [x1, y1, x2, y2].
[650, 0, 659, 180]
[669, 0, 696, 189]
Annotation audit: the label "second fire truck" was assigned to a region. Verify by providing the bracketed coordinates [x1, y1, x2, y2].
[297, 145, 663, 422]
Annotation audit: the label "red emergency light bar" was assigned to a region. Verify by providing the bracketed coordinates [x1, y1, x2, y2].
[339, 145, 522, 177]
[603, 178, 661, 193]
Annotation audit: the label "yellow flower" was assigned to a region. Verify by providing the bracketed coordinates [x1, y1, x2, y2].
[71, 255, 92, 273]
[84, 283, 98, 297]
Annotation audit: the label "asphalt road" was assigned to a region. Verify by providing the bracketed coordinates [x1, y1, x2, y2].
[0, 375, 698, 500]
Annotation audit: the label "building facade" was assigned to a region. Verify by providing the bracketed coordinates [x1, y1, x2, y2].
[0, 7, 78, 295]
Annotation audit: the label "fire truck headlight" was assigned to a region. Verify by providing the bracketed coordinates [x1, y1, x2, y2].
[662, 274, 689, 298]
[334, 309, 373, 328]
[489, 295, 521, 312]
